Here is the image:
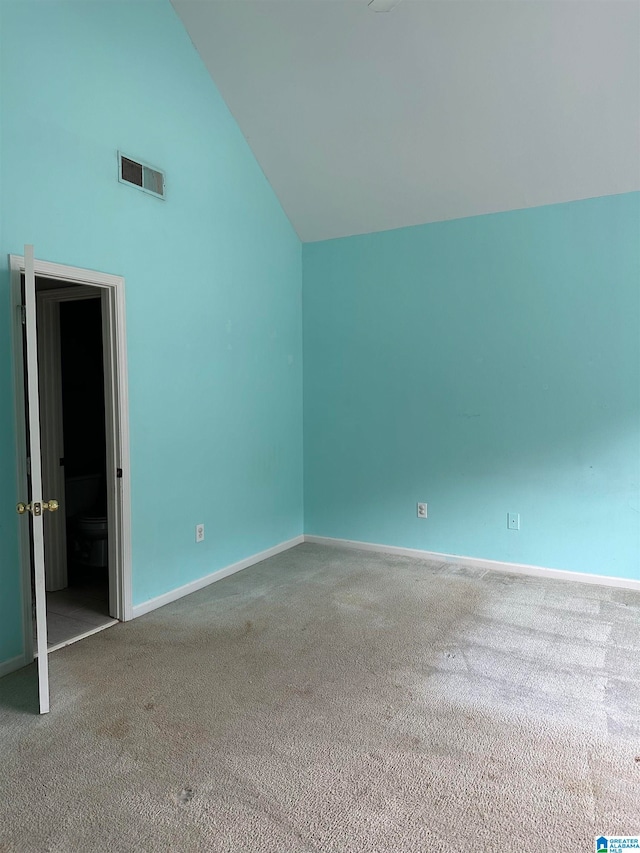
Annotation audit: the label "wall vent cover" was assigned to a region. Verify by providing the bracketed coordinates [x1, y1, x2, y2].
[118, 152, 165, 199]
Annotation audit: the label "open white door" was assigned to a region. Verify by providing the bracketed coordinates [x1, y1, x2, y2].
[16, 245, 58, 714]
[11, 251, 133, 650]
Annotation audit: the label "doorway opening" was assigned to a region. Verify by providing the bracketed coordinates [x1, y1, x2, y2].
[10, 254, 132, 671]
[35, 280, 116, 649]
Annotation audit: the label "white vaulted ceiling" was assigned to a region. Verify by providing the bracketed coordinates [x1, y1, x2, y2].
[172, 0, 640, 242]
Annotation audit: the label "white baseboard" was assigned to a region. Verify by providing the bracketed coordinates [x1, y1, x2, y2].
[303, 535, 640, 592]
[131, 535, 305, 618]
[0, 653, 29, 678]
[4, 529, 634, 676]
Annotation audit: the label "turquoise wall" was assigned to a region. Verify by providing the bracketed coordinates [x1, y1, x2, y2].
[0, 0, 303, 666]
[303, 193, 640, 579]
[1, 2, 637, 675]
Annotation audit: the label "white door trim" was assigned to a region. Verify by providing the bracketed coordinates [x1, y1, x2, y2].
[9, 255, 133, 668]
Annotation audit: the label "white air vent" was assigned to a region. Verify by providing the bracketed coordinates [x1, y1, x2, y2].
[118, 152, 165, 199]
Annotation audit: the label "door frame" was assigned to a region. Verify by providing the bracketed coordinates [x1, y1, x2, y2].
[9, 254, 133, 663]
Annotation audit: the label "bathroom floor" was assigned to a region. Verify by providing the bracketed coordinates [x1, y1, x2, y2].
[36, 569, 114, 649]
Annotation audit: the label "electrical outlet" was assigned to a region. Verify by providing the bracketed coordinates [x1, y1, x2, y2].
[417, 503, 428, 519]
[195, 524, 205, 542]
[507, 512, 520, 531]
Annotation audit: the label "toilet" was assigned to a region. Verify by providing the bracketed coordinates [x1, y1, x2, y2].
[71, 511, 108, 568]
[65, 473, 109, 569]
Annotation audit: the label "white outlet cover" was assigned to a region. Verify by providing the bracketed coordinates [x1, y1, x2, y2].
[417, 503, 428, 518]
[196, 524, 205, 542]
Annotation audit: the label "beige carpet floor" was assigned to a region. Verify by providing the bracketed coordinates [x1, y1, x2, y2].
[0, 543, 638, 852]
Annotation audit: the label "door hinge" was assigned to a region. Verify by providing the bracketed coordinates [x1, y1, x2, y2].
[20, 305, 26, 325]
[116, 468, 123, 479]
[27, 457, 31, 476]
